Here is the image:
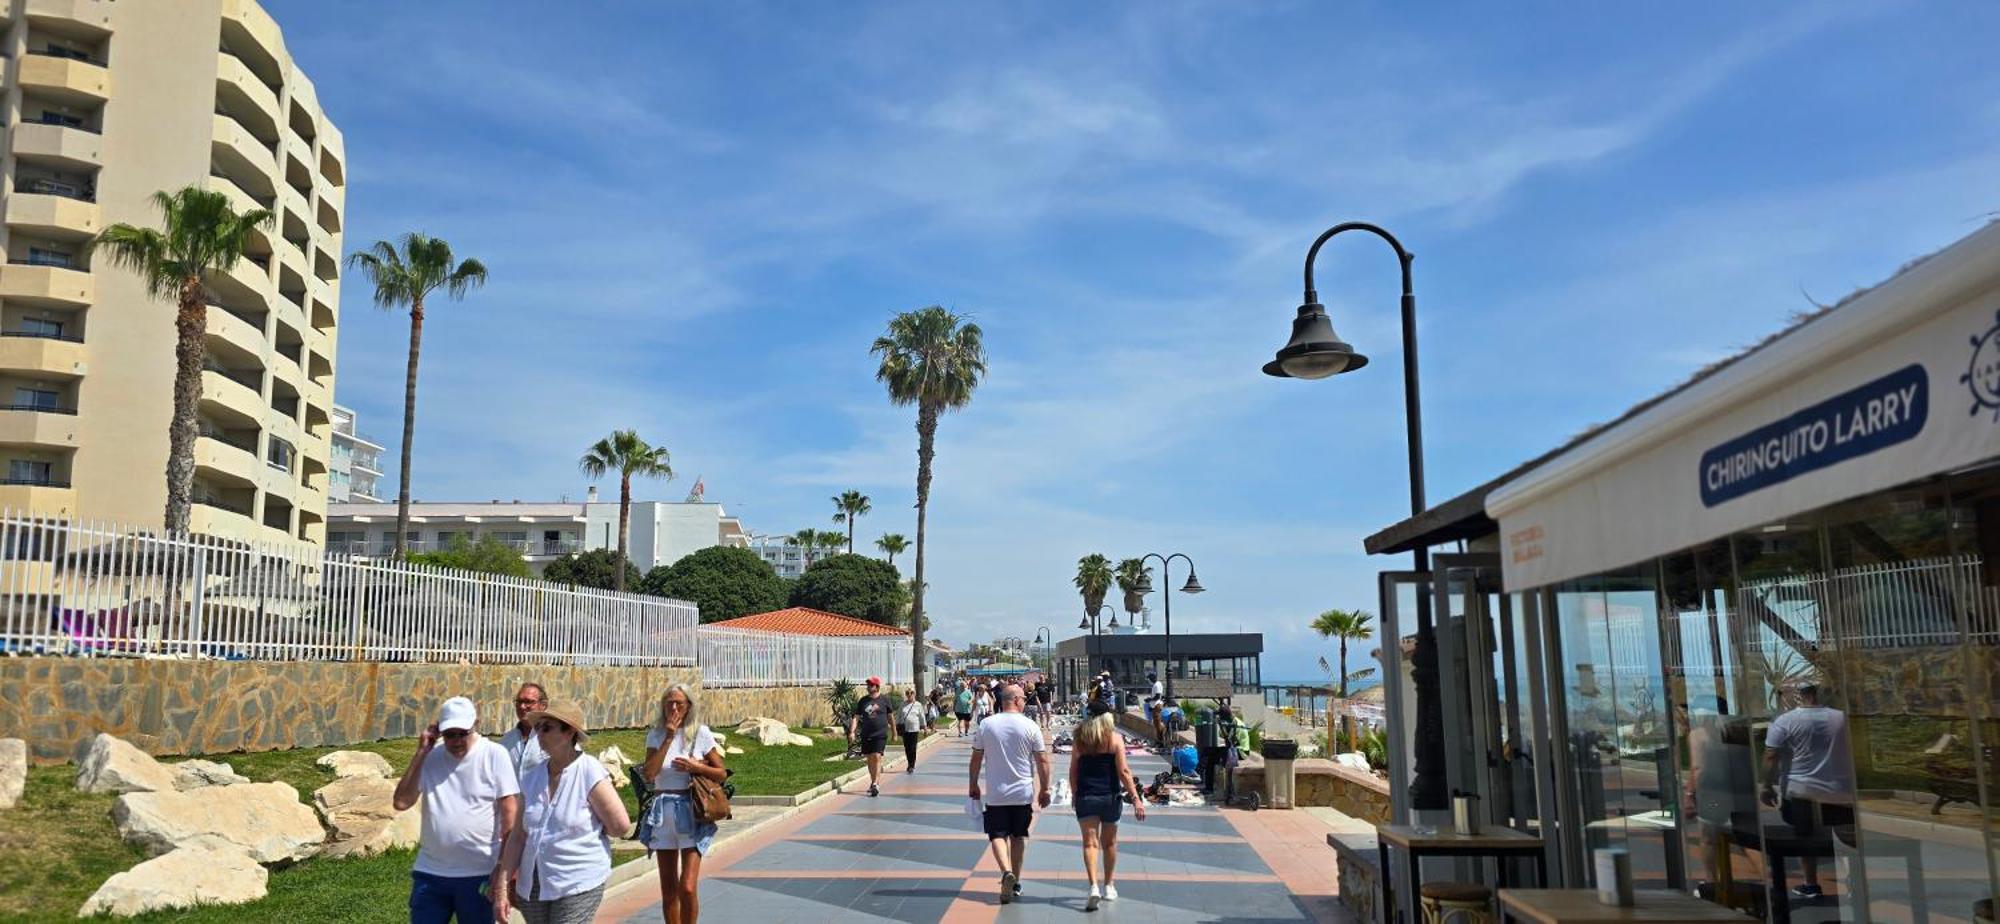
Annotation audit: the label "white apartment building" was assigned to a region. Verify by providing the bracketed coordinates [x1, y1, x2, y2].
[327, 403, 382, 502]
[327, 489, 750, 576]
[753, 538, 807, 579]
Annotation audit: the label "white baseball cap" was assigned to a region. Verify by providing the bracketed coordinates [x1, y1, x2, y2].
[438, 696, 477, 732]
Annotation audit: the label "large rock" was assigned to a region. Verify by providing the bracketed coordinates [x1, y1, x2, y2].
[735, 717, 812, 747]
[113, 781, 325, 863]
[315, 750, 394, 780]
[75, 734, 177, 795]
[171, 759, 250, 791]
[312, 776, 418, 859]
[79, 844, 267, 917]
[0, 738, 23, 809]
[597, 745, 631, 787]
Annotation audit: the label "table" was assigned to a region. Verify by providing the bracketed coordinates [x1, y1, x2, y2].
[1496, 889, 1757, 923]
[1376, 825, 1547, 924]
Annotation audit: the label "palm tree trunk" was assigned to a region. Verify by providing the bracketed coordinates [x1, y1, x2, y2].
[616, 471, 632, 593]
[164, 277, 205, 535]
[394, 298, 425, 559]
[910, 405, 938, 688]
[847, 519, 855, 554]
[1338, 637, 1348, 700]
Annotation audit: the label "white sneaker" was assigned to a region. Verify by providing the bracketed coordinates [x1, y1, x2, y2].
[1086, 885, 1101, 911]
[1103, 883, 1118, 901]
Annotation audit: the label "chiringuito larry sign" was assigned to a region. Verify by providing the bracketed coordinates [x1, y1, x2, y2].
[1699, 364, 1928, 507]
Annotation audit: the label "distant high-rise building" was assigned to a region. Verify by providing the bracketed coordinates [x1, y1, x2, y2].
[0, 0, 346, 544]
[327, 404, 382, 502]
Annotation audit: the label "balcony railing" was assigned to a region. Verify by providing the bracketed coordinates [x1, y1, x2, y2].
[0, 476, 69, 488]
[194, 496, 252, 516]
[0, 402, 76, 415]
[28, 48, 106, 67]
[1, 329, 83, 343]
[23, 114, 101, 135]
[13, 255, 79, 270]
[204, 366, 263, 391]
[17, 177, 94, 202]
[200, 431, 256, 454]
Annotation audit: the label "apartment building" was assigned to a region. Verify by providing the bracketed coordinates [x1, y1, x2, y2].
[328, 493, 753, 576]
[0, 0, 345, 544]
[327, 404, 381, 502]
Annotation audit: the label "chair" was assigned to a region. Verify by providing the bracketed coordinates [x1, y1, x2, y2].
[1419, 881, 1493, 924]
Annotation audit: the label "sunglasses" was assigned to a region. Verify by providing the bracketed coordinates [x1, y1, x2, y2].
[440, 729, 471, 740]
[515, 698, 542, 707]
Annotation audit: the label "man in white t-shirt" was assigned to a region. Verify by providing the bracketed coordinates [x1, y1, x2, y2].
[496, 682, 548, 780]
[394, 696, 522, 923]
[968, 683, 1050, 905]
[1759, 681, 1855, 901]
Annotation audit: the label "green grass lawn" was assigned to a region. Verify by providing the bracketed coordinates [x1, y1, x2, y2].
[1, 723, 869, 922]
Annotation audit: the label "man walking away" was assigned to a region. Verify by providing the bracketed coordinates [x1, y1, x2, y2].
[394, 696, 521, 924]
[954, 684, 975, 737]
[969, 683, 1051, 905]
[1760, 680, 1856, 903]
[850, 676, 891, 797]
[497, 682, 548, 780]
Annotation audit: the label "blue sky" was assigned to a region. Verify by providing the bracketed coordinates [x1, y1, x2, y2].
[269, 1, 2000, 680]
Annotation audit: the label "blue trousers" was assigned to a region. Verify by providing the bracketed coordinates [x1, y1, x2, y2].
[410, 871, 490, 924]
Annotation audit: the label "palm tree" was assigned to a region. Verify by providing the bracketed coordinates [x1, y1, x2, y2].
[831, 490, 872, 553]
[94, 187, 273, 534]
[347, 233, 486, 558]
[1115, 558, 1151, 619]
[876, 533, 910, 565]
[872, 305, 987, 687]
[815, 529, 849, 559]
[578, 430, 673, 593]
[1312, 608, 1376, 699]
[1074, 553, 1113, 616]
[793, 528, 823, 568]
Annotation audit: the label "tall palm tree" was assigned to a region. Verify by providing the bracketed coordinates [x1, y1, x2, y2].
[1312, 608, 1376, 699]
[94, 187, 273, 534]
[1074, 553, 1113, 616]
[793, 528, 823, 568]
[872, 305, 987, 687]
[1115, 558, 1152, 619]
[831, 490, 872, 553]
[347, 233, 486, 558]
[815, 529, 849, 559]
[578, 429, 673, 593]
[876, 533, 909, 565]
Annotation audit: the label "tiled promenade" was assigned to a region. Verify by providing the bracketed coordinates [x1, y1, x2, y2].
[602, 731, 1358, 923]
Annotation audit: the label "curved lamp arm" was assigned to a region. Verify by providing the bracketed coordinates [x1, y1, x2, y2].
[1302, 221, 1412, 305]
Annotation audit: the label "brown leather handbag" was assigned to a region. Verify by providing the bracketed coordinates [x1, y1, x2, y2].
[689, 770, 732, 823]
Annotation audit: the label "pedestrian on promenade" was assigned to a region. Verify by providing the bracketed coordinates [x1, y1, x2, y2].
[1036, 681, 1054, 731]
[1023, 680, 1041, 725]
[974, 682, 994, 727]
[898, 685, 927, 773]
[849, 676, 891, 796]
[392, 696, 520, 924]
[1760, 680, 1856, 901]
[1071, 710, 1145, 910]
[640, 683, 727, 924]
[954, 684, 975, 737]
[969, 682, 1052, 905]
[499, 682, 549, 780]
[492, 700, 631, 924]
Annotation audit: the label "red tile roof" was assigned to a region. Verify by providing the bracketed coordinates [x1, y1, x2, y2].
[708, 607, 909, 637]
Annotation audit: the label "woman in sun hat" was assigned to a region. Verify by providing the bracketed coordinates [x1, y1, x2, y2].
[492, 700, 631, 924]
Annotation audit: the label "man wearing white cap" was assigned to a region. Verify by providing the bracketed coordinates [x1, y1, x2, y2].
[393, 695, 522, 923]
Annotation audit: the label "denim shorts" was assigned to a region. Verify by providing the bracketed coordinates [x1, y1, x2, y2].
[642, 792, 717, 854]
[1074, 793, 1123, 824]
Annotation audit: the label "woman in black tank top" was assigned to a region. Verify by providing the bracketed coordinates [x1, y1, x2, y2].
[1068, 712, 1145, 910]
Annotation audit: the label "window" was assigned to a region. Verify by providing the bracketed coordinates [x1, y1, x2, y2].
[266, 437, 294, 472]
[44, 44, 91, 62]
[12, 387, 60, 410]
[34, 111, 83, 129]
[8, 460, 53, 484]
[18, 318, 64, 339]
[25, 247, 74, 268]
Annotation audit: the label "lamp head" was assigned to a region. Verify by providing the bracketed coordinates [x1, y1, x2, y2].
[1107, 610, 1121, 629]
[1135, 573, 1155, 595]
[1263, 301, 1369, 380]
[1078, 615, 1092, 630]
[1181, 572, 1205, 594]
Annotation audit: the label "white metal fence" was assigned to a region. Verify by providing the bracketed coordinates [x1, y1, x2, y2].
[1738, 554, 2000, 648]
[0, 511, 697, 665]
[698, 626, 913, 688]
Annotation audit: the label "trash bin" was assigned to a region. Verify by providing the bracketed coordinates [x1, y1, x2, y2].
[1261, 738, 1299, 809]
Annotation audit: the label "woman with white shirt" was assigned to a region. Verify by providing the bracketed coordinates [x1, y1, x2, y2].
[897, 687, 927, 773]
[491, 700, 631, 924]
[640, 683, 727, 924]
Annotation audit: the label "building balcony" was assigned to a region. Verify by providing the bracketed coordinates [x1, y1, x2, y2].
[0, 331, 86, 378]
[7, 191, 100, 241]
[195, 435, 260, 487]
[0, 263, 91, 309]
[211, 112, 274, 171]
[205, 303, 266, 357]
[219, 0, 285, 72]
[200, 367, 264, 419]
[207, 172, 274, 220]
[190, 500, 256, 538]
[24, 0, 114, 34]
[0, 480, 75, 516]
[0, 405, 78, 448]
[280, 184, 310, 231]
[215, 52, 278, 123]
[11, 121, 101, 171]
[19, 52, 111, 105]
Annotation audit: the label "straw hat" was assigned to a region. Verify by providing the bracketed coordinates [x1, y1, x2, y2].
[539, 700, 589, 744]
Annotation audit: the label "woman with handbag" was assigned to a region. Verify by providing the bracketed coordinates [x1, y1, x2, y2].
[491, 701, 631, 924]
[897, 686, 927, 773]
[639, 683, 727, 924]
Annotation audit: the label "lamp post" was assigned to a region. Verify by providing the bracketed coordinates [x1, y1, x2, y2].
[1034, 625, 1051, 673]
[1136, 553, 1203, 700]
[1263, 220, 1443, 811]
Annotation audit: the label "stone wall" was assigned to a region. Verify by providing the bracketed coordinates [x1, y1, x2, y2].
[703, 686, 829, 729]
[1237, 759, 1392, 823]
[0, 656, 697, 764]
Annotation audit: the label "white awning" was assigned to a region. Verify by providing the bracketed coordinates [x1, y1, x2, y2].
[1486, 221, 2000, 591]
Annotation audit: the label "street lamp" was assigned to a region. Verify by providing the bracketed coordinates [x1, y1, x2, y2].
[1263, 220, 1444, 811]
[1033, 625, 1051, 671]
[1136, 553, 1202, 700]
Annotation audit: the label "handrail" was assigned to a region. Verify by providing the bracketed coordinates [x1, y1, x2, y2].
[0, 477, 70, 488]
[0, 330, 83, 344]
[26, 49, 107, 67]
[20, 115, 101, 135]
[0, 403, 76, 415]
